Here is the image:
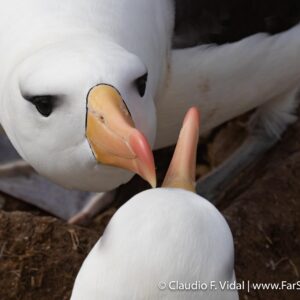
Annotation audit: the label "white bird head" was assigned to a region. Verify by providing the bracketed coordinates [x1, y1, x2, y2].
[1, 36, 157, 191]
[71, 108, 238, 300]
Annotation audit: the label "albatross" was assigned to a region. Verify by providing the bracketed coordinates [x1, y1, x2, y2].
[0, 0, 299, 221]
[70, 108, 238, 300]
[0, 0, 169, 220]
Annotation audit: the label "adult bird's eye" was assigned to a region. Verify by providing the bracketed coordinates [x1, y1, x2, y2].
[25, 95, 55, 117]
[135, 72, 148, 97]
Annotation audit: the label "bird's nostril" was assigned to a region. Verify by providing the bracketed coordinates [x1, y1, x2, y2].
[99, 115, 105, 123]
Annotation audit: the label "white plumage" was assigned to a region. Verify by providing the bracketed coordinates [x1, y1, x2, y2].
[0, 0, 299, 215]
[156, 25, 300, 148]
[0, 0, 173, 192]
[71, 189, 237, 300]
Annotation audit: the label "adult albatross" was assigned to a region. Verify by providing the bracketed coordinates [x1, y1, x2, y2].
[0, 0, 299, 221]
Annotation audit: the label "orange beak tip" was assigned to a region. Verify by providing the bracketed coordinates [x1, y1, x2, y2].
[129, 130, 157, 188]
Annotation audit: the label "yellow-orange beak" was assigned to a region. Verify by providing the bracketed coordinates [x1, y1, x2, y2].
[162, 107, 200, 192]
[86, 84, 156, 187]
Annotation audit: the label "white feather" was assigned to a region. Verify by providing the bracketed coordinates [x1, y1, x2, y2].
[156, 25, 300, 148]
[0, 0, 173, 191]
[71, 188, 238, 300]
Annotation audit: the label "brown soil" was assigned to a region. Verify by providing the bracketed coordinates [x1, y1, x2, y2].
[0, 114, 300, 300]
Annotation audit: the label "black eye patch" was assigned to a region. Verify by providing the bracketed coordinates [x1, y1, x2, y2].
[135, 72, 148, 97]
[24, 95, 56, 117]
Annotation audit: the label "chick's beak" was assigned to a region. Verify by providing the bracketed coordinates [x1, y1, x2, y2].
[162, 107, 200, 192]
[86, 84, 156, 187]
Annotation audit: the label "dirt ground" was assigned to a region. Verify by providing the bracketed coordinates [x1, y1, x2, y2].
[0, 113, 300, 300]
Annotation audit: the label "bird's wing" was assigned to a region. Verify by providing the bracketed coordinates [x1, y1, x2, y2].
[155, 24, 300, 149]
[173, 0, 300, 48]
